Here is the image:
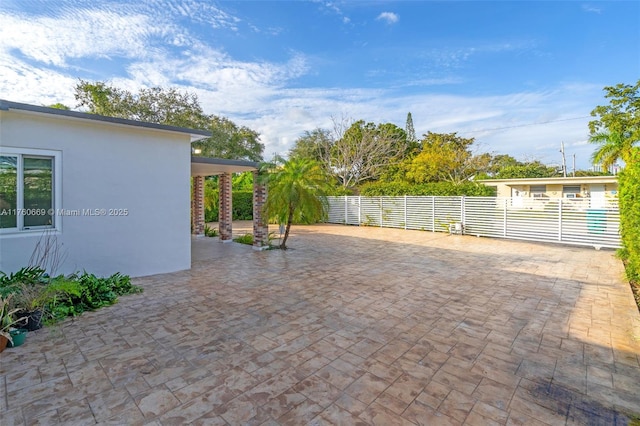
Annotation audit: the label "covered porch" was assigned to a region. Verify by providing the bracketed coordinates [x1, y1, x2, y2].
[190, 156, 269, 249]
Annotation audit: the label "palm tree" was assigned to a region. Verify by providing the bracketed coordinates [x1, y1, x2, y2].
[259, 156, 332, 249]
[589, 130, 637, 170]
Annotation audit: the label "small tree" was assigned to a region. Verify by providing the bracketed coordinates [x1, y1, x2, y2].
[259, 157, 332, 249]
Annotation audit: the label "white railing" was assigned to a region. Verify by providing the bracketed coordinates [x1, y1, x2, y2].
[327, 196, 621, 249]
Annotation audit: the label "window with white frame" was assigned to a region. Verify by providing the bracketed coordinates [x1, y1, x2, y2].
[0, 148, 60, 231]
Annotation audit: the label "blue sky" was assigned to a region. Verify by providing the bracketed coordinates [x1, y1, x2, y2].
[1, 1, 638, 169]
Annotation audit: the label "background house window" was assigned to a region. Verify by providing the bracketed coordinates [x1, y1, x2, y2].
[530, 185, 546, 198]
[562, 185, 581, 197]
[0, 150, 56, 231]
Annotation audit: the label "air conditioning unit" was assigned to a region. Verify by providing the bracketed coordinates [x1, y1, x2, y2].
[565, 193, 578, 198]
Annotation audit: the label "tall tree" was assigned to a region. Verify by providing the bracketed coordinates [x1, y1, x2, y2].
[405, 112, 417, 144]
[259, 156, 332, 249]
[195, 116, 263, 162]
[74, 80, 264, 161]
[402, 132, 480, 184]
[288, 128, 333, 168]
[330, 118, 407, 188]
[589, 80, 640, 166]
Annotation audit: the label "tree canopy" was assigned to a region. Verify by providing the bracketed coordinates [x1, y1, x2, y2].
[589, 79, 640, 167]
[74, 80, 264, 161]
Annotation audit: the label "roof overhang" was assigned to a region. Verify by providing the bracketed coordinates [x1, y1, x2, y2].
[478, 176, 618, 186]
[191, 156, 259, 176]
[0, 99, 211, 142]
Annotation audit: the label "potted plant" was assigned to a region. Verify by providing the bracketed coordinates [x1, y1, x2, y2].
[11, 283, 48, 331]
[0, 294, 20, 352]
[7, 328, 28, 347]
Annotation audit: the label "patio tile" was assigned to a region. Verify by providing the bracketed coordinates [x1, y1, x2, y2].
[2, 224, 639, 424]
[133, 384, 181, 418]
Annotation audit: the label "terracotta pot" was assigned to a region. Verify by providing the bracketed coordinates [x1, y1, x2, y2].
[0, 335, 8, 353]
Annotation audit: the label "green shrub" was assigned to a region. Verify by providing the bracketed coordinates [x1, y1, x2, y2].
[204, 189, 254, 222]
[204, 225, 218, 237]
[233, 191, 254, 220]
[359, 181, 495, 196]
[0, 267, 143, 325]
[0, 266, 47, 297]
[233, 234, 254, 245]
[618, 149, 640, 285]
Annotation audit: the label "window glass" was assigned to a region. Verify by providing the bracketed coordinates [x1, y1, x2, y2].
[530, 185, 546, 193]
[0, 156, 18, 228]
[23, 157, 53, 227]
[563, 185, 581, 194]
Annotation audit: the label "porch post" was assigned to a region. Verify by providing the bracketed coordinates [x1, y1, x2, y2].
[252, 170, 269, 249]
[219, 172, 233, 242]
[192, 176, 205, 236]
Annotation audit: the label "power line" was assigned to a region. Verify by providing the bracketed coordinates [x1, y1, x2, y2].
[458, 116, 591, 135]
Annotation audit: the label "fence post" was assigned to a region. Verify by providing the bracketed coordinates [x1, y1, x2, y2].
[358, 195, 361, 225]
[461, 196, 466, 230]
[558, 198, 563, 242]
[431, 197, 436, 232]
[344, 196, 348, 224]
[404, 195, 408, 230]
[503, 198, 508, 237]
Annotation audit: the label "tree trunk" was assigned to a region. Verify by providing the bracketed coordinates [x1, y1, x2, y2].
[280, 204, 295, 250]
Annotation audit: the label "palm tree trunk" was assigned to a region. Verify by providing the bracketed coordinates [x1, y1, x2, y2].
[280, 204, 295, 250]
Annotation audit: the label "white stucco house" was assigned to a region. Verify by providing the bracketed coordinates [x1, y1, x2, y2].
[0, 100, 267, 278]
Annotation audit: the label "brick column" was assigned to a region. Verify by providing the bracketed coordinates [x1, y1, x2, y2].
[252, 171, 269, 249]
[219, 172, 233, 242]
[192, 176, 205, 236]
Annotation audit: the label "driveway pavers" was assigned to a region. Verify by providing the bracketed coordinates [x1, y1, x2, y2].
[1, 224, 639, 425]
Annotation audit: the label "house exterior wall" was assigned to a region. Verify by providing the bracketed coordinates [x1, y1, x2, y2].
[0, 110, 191, 277]
[488, 179, 618, 200]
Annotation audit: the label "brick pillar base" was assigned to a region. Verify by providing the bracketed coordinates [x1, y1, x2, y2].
[252, 171, 269, 249]
[219, 172, 233, 241]
[192, 176, 205, 236]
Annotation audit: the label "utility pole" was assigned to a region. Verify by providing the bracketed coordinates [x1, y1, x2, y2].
[572, 154, 576, 177]
[560, 142, 567, 177]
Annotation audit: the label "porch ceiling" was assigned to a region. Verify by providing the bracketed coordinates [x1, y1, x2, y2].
[191, 156, 259, 176]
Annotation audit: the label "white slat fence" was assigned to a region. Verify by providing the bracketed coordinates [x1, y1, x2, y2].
[327, 196, 620, 249]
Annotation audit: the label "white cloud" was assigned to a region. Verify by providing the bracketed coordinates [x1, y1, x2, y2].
[376, 12, 399, 25]
[0, 2, 606, 170]
[582, 4, 602, 14]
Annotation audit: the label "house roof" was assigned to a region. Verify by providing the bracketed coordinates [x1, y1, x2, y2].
[191, 156, 259, 176]
[0, 99, 211, 142]
[478, 176, 618, 186]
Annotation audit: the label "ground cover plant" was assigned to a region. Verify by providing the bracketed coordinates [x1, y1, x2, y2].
[0, 266, 142, 326]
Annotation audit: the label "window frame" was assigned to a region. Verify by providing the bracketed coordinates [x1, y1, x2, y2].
[0, 147, 61, 235]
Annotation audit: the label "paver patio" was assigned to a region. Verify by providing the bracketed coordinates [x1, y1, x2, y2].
[1, 224, 640, 425]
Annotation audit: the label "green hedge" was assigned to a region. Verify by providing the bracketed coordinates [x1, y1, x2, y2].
[618, 149, 640, 284]
[360, 181, 495, 196]
[204, 189, 254, 222]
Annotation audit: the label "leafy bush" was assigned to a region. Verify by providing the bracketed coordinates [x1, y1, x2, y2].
[233, 234, 254, 245]
[618, 149, 640, 286]
[0, 266, 47, 297]
[0, 267, 142, 325]
[233, 191, 254, 220]
[204, 225, 218, 237]
[204, 189, 254, 222]
[360, 181, 495, 196]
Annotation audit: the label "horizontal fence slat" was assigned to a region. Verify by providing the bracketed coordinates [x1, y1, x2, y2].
[326, 196, 621, 249]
